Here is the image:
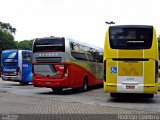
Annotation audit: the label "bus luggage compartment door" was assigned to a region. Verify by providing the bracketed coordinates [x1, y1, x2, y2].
[117, 59, 144, 93]
[116, 59, 157, 93]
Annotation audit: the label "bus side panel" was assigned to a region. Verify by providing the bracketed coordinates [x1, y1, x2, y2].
[22, 62, 32, 82]
[21, 51, 32, 82]
[68, 64, 82, 87]
[69, 62, 101, 88]
[144, 59, 158, 94]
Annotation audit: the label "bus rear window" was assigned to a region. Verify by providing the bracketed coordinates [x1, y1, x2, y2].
[33, 38, 65, 53]
[109, 26, 153, 49]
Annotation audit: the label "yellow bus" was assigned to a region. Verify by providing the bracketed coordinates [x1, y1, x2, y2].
[103, 25, 158, 98]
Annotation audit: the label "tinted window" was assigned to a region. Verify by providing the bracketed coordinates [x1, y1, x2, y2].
[109, 26, 153, 49]
[34, 65, 57, 76]
[87, 54, 94, 62]
[33, 38, 65, 53]
[71, 52, 88, 61]
[99, 55, 103, 63]
[92, 52, 100, 62]
[22, 52, 32, 63]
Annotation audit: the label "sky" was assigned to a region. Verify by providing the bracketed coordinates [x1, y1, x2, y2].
[0, 0, 160, 48]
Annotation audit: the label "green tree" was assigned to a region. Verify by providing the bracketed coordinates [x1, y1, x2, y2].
[0, 21, 17, 52]
[15, 40, 33, 50]
[0, 21, 17, 75]
[0, 29, 17, 51]
[0, 22, 16, 34]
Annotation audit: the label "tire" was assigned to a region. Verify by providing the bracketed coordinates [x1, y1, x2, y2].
[110, 93, 117, 97]
[81, 77, 88, 92]
[52, 88, 63, 93]
[20, 81, 29, 85]
[145, 94, 154, 98]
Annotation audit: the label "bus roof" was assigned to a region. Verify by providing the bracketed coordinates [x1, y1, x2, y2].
[2, 49, 32, 53]
[34, 37, 103, 53]
[109, 25, 153, 29]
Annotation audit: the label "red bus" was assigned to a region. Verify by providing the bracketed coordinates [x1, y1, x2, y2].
[32, 37, 103, 92]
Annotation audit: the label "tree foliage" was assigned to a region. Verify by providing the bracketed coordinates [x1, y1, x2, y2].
[15, 40, 33, 50]
[0, 21, 17, 74]
[0, 21, 17, 52]
[0, 22, 16, 34]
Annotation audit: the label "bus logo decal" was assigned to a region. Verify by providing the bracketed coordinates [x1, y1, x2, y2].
[111, 67, 117, 74]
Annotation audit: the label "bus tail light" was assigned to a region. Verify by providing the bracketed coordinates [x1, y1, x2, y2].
[103, 60, 106, 82]
[155, 60, 158, 83]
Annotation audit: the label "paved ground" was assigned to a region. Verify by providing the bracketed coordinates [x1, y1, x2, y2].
[0, 78, 160, 120]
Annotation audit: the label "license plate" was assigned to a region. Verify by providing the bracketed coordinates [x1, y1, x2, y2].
[45, 82, 51, 84]
[7, 77, 11, 80]
[126, 85, 135, 89]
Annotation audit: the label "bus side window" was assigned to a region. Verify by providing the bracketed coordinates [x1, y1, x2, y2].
[22, 53, 32, 63]
[87, 54, 94, 62]
[99, 55, 103, 63]
[71, 52, 88, 61]
[70, 42, 74, 50]
[92, 52, 99, 62]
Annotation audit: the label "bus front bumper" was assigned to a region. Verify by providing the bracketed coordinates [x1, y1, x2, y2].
[1, 75, 21, 82]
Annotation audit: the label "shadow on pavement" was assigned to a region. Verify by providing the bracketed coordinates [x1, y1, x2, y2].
[1, 82, 33, 86]
[108, 94, 158, 103]
[38, 84, 103, 95]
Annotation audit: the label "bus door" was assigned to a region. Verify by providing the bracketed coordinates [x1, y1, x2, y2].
[22, 51, 32, 82]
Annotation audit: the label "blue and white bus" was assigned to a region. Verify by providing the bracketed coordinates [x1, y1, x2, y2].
[1, 50, 32, 85]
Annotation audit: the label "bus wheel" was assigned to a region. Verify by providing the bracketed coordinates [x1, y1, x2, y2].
[81, 77, 88, 92]
[20, 82, 29, 85]
[52, 88, 63, 93]
[110, 93, 117, 97]
[145, 94, 154, 98]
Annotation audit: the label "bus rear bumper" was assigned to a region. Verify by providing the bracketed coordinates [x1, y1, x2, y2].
[104, 82, 158, 94]
[1, 75, 21, 82]
[33, 78, 70, 88]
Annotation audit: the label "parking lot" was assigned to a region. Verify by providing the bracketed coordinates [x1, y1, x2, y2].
[0, 77, 160, 120]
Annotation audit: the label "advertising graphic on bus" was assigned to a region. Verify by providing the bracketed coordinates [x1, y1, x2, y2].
[32, 37, 103, 92]
[1, 50, 32, 85]
[103, 25, 159, 98]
